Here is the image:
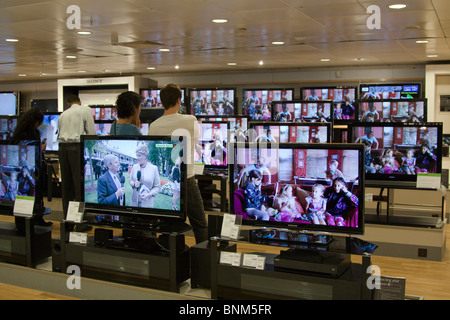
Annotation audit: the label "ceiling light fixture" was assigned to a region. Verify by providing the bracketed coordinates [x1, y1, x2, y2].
[389, 4, 407, 9]
[175, 65, 179, 69]
[427, 55, 438, 58]
[416, 40, 429, 44]
[227, 62, 237, 66]
[77, 31, 92, 35]
[259, 60, 264, 66]
[321, 58, 331, 62]
[66, 55, 77, 59]
[272, 41, 285, 45]
[146, 67, 156, 70]
[5, 38, 19, 42]
[18, 74, 26, 77]
[212, 19, 228, 23]
[159, 48, 170, 52]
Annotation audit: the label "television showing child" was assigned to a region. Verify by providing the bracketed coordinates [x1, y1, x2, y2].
[232, 146, 361, 228]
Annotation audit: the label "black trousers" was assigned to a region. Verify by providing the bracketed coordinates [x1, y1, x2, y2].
[58, 143, 82, 218]
[186, 177, 208, 244]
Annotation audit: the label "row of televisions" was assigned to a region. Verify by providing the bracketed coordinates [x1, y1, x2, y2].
[0, 83, 422, 117]
[0, 120, 442, 238]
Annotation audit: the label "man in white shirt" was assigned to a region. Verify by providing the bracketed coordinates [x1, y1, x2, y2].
[58, 95, 96, 219]
[149, 84, 208, 243]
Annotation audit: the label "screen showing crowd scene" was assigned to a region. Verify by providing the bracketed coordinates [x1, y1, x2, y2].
[350, 124, 442, 183]
[357, 100, 427, 123]
[231, 143, 364, 234]
[140, 88, 187, 113]
[82, 137, 185, 218]
[195, 121, 229, 166]
[242, 89, 294, 120]
[91, 106, 118, 121]
[249, 123, 330, 144]
[359, 84, 421, 100]
[272, 101, 333, 123]
[0, 143, 39, 202]
[190, 89, 235, 116]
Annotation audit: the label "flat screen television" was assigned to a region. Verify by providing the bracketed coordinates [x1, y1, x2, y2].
[301, 86, 357, 102]
[359, 83, 422, 100]
[90, 105, 118, 121]
[357, 99, 427, 123]
[195, 121, 229, 167]
[271, 100, 333, 123]
[94, 122, 149, 136]
[0, 140, 42, 215]
[348, 122, 443, 188]
[81, 135, 187, 221]
[31, 99, 58, 113]
[189, 88, 236, 116]
[38, 112, 61, 152]
[197, 116, 249, 142]
[230, 142, 364, 235]
[140, 88, 187, 114]
[242, 88, 294, 120]
[248, 121, 332, 144]
[0, 92, 19, 116]
[0, 116, 18, 140]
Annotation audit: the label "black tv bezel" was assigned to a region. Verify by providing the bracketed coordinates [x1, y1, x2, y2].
[300, 86, 358, 101]
[0, 139, 42, 215]
[248, 121, 332, 144]
[196, 115, 250, 131]
[139, 87, 187, 109]
[242, 88, 295, 119]
[188, 87, 237, 116]
[359, 83, 422, 100]
[197, 120, 230, 168]
[0, 91, 20, 116]
[80, 135, 187, 221]
[229, 142, 365, 235]
[347, 122, 443, 188]
[356, 98, 428, 123]
[271, 100, 335, 126]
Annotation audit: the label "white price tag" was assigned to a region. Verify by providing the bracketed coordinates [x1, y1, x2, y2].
[69, 232, 88, 244]
[66, 201, 84, 222]
[13, 196, 34, 217]
[417, 173, 441, 189]
[221, 214, 240, 239]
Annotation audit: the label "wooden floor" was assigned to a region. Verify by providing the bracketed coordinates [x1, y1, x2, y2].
[0, 212, 449, 300]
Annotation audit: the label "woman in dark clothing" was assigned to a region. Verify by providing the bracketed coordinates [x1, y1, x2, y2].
[11, 108, 52, 230]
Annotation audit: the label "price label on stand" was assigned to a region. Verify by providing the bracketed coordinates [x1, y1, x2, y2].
[66, 201, 85, 223]
[221, 214, 240, 240]
[13, 196, 34, 217]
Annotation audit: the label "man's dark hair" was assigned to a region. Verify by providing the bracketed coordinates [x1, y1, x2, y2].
[160, 84, 182, 110]
[66, 95, 81, 104]
[116, 91, 142, 118]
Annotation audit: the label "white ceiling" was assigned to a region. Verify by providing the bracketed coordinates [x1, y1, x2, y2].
[0, 0, 449, 82]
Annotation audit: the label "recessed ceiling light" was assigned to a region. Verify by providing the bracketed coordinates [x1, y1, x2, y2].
[389, 4, 407, 9]
[321, 58, 331, 62]
[78, 70, 86, 73]
[5, 38, 19, 42]
[175, 65, 179, 69]
[227, 62, 237, 66]
[427, 55, 438, 58]
[77, 31, 92, 35]
[66, 55, 77, 59]
[146, 67, 156, 70]
[18, 74, 26, 77]
[272, 41, 285, 45]
[416, 40, 429, 44]
[212, 19, 228, 23]
[159, 48, 170, 52]
[259, 60, 264, 66]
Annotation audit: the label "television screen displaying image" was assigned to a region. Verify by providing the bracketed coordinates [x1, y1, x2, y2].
[91, 106, 118, 121]
[333, 100, 357, 123]
[38, 113, 61, 152]
[197, 116, 248, 142]
[189, 88, 235, 116]
[348, 123, 442, 188]
[272, 101, 333, 123]
[94, 122, 148, 136]
[0, 116, 18, 140]
[359, 83, 421, 100]
[81, 136, 186, 220]
[195, 121, 229, 167]
[0, 141, 41, 213]
[230, 143, 364, 235]
[242, 88, 294, 120]
[0, 92, 19, 116]
[140, 88, 187, 113]
[302, 87, 356, 103]
[248, 121, 331, 144]
[357, 99, 427, 123]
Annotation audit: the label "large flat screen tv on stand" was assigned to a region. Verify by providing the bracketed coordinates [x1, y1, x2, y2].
[81, 135, 190, 236]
